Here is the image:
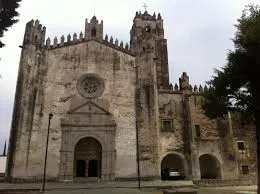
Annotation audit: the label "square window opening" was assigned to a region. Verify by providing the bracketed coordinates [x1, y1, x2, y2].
[162, 120, 173, 132]
[237, 142, 245, 150]
[195, 125, 201, 137]
[241, 165, 249, 174]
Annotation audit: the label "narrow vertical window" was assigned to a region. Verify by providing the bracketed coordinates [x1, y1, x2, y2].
[195, 125, 201, 138]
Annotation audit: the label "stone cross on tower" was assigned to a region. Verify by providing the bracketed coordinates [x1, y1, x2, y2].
[142, 3, 148, 11]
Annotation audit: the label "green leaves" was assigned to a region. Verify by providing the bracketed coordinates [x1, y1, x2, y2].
[0, 0, 21, 48]
[203, 4, 260, 120]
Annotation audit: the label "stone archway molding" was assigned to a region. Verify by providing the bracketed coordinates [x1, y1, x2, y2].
[161, 152, 189, 180]
[199, 153, 222, 179]
[59, 99, 116, 181]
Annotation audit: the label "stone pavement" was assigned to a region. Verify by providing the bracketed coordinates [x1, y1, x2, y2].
[0, 181, 257, 194]
[0, 180, 194, 190]
[199, 186, 257, 194]
[43, 188, 162, 194]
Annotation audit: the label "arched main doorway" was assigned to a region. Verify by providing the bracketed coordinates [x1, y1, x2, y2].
[74, 137, 102, 178]
[199, 154, 221, 179]
[161, 153, 186, 180]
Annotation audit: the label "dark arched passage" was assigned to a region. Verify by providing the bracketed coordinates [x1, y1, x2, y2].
[161, 153, 186, 180]
[199, 154, 221, 179]
[74, 137, 102, 178]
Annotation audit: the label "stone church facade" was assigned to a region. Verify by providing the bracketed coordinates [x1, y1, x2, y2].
[6, 11, 256, 182]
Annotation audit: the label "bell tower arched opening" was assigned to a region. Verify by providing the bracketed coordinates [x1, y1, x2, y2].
[91, 28, 97, 37]
[84, 15, 103, 40]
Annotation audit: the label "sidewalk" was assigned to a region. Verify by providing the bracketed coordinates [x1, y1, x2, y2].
[0, 180, 194, 190]
[0, 181, 256, 194]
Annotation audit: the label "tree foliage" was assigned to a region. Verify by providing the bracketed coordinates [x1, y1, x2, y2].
[202, 4, 260, 193]
[203, 4, 260, 120]
[0, 0, 21, 48]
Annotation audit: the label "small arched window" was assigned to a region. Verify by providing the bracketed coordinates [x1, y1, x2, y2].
[91, 28, 97, 37]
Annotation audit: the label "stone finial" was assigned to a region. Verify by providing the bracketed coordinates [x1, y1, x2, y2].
[199, 85, 203, 92]
[53, 37, 58, 47]
[115, 39, 118, 46]
[38, 24, 42, 30]
[35, 19, 40, 27]
[157, 13, 162, 20]
[153, 12, 156, 19]
[174, 83, 179, 91]
[46, 37, 50, 48]
[79, 32, 83, 40]
[189, 84, 193, 91]
[60, 35, 65, 45]
[67, 34, 71, 42]
[73, 33, 77, 41]
[136, 11, 138, 16]
[204, 85, 208, 91]
[120, 41, 123, 48]
[110, 36, 113, 43]
[179, 72, 189, 90]
[42, 26, 46, 32]
[194, 85, 198, 92]
[169, 83, 173, 90]
[105, 34, 108, 42]
[30, 19, 34, 26]
[125, 43, 129, 50]
[91, 15, 98, 23]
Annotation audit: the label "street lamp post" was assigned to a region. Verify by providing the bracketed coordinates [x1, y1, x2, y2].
[42, 113, 53, 192]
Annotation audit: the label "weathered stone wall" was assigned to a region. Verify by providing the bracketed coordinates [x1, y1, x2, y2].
[158, 92, 185, 157]
[158, 89, 242, 181]
[135, 55, 160, 179]
[189, 94, 239, 180]
[6, 20, 47, 180]
[8, 12, 257, 184]
[231, 113, 257, 181]
[11, 40, 137, 180]
[0, 156, 7, 174]
[131, 12, 164, 179]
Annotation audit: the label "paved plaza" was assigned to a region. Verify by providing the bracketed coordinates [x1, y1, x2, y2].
[0, 181, 257, 194]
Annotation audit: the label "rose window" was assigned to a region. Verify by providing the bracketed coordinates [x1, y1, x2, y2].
[77, 74, 104, 98]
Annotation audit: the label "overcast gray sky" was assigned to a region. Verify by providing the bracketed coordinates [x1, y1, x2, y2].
[0, 0, 259, 151]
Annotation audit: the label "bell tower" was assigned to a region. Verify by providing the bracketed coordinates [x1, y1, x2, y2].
[130, 11, 169, 89]
[85, 16, 103, 41]
[131, 11, 168, 179]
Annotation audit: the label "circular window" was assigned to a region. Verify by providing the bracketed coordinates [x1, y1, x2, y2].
[77, 74, 104, 98]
